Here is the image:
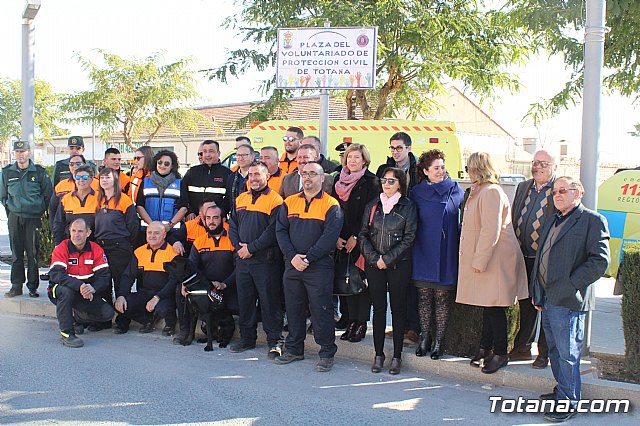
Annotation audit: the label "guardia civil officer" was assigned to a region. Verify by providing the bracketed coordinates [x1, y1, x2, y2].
[52, 136, 97, 186]
[0, 140, 53, 298]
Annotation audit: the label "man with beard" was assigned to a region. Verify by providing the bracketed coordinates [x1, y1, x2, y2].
[229, 161, 284, 358]
[276, 162, 343, 372]
[173, 205, 236, 345]
[280, 127, 302, 175]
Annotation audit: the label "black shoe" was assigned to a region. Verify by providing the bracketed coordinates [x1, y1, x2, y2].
[544, 408, 577, 422]
[340, 322, 357, 341]
[4, 288, 22, 298]
[28, 290, 39, 298]
[172, 334, 192, 346]
[430, 340, 444, 360]
[315, 357, 334, 372]
[415, 333, 432, 357]
[470, 348, 493, 368]
[389, 357, 402, 375]
[60, 330, 83, 348]
[481, 354, 509, 374]
[371, 355, 385, 373]
[73, 322, 85, 335]
[162, 325, 175, 336]
[532, 355, 549, 369]
[274, 352, 304, 364]
[113, 326, 128, 335]
[139, 323, 154, 333]
[349, 323, 367, 343]
[539, 387, 557, 401]
[229, 341, 256, 353]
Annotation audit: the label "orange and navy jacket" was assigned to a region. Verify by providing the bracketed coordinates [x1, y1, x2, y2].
[49, 177, 99, 220]
[53, 188, 99, 245]
[49, 239, 110, 293]
[129, 169, 150, 205]
[120, 242, 178, 300]
[94, 193, 138, 242]
[229, 186, 282, 262]
[279, 153, 298, 175]
[276, 190, 343, 267]
[118, 170, 132, 194]
[245, 167, 285, 194]
[189, 229, 235, 286]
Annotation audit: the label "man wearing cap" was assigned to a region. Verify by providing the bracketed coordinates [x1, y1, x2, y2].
[52, 136, 97, 186]
[0, 141, 53, 298]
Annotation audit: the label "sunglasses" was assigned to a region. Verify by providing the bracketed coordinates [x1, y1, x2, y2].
[197, 152, 203, 157]
[532, 160, 552, 167]
[283, 136, 299, 142]
[300, 171, 319, 178]
[380, 178, 398, 185]
[552, 188, 577, 196]
[157, 160, 172, 167]
[389, 146, 406, 153]
[75, 175, 91, 181]
[69, 161, 84, 167]
[133, 156, 144, 161]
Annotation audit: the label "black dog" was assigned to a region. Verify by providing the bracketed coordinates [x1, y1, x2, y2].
[164, 258, 235, 351]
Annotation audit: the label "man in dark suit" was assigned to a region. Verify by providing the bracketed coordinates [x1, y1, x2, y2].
[509, 150, 557, 368]
[279, 144, 333, 199]
[531, 176, 610, 422]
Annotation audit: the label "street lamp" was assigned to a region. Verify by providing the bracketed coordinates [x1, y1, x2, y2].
[21, 0, 41, 159]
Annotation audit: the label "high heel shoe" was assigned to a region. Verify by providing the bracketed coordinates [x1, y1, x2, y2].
[340, 322, 356, 341]
[348, 322, 367, 342]
[371, 355, 385, 373]
[415, 333, 432, 357]
[470, 348, 493, 368]
[481, 354, 508, 374]
[430, 339, 444, 360]
[389, 357, 402, 375]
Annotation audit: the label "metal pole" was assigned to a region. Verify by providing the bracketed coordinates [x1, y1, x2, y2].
[318, 19, 330, 160]
[580, 0, 607, 355]
[21, 17, 35, 159]
[92, 110, 96, 162]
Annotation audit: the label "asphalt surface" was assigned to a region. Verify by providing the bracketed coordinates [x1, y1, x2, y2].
[1, 313, 637, 425]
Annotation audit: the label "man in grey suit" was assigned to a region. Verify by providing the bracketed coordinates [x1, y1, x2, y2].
[531, 176, 610, 422]
[279, 144, 334, 199]
[509, 150, 557, 368]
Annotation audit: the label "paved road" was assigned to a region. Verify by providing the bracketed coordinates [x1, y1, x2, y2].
[1, 313, 636, 425]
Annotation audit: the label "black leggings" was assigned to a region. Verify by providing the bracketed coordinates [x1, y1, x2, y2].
[417, 288, 454, 343]
[366, 260, 411, 358]
[480, 307, 508, 355]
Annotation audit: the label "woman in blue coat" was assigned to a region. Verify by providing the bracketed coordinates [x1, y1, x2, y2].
[410, 149, 464, 359]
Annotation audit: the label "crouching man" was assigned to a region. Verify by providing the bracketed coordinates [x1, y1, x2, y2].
[114, 221, 178, 335]
[48, 218, 113, 348]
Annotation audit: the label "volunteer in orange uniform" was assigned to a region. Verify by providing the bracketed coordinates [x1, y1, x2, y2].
[257, 146, 285, 194]
[49, 154, 99, 224]
[129, 146, 154, 205]
[53, 165, 99, 245]
[103, 147, 131, 193]
[280, 127, 302, 175]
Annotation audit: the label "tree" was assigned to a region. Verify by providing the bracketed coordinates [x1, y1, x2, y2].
[508, 0, 640, 125]
[206, 0, 532, 122]
[0, 78, 66, 143]
[63, 50, 215, 149]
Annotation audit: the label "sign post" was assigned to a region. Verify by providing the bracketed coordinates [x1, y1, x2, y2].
[276, 26, 377, 157]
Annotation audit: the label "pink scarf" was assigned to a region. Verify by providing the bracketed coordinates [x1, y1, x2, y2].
[380, 192, 401, 214]
[335, 167, 367, 202]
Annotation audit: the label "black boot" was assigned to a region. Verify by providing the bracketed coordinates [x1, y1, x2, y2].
[349, 322, 367, 342]
[430, 339, 444, 360]
[415, 333, 432, 357]
[340, 321, 357, 341]
[470, 348, 493, 367]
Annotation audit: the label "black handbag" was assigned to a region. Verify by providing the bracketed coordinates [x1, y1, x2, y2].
[333, 250, 367, 296]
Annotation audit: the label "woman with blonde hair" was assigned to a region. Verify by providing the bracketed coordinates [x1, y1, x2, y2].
[456, 152, 528, 374]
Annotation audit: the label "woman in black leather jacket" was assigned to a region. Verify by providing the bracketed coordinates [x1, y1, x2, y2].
[359, 167, 417, 375]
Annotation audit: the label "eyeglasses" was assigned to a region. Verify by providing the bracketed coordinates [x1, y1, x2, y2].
[197, 152, 203, 157]
[389, 146, 406, 153]
[552, 188, 577, 196]
[157, 160, 171, 167]
[236, 153, 250, 158]
[75, 175, 91, 181]
[133, 156, 144, 161]
[69, 161, 84, 167]
[532, 160, 552, 167]
[380, 178, 398, 185]
[300, 171, 319, 178]
[283, 136, 299, 142]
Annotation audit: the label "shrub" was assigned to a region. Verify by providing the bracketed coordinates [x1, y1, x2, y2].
[621, 243, 640, 378]
[38, 210, 54, 267]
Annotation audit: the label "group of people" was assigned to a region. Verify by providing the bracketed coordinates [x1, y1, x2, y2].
[1, 129, 610, 421]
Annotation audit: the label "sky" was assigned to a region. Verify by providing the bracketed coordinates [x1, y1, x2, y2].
[1, 0, 638, 165]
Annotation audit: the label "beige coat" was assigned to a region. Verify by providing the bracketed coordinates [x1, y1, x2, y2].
[456, 183, 528, 307]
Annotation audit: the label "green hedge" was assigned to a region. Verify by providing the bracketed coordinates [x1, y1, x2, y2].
[444, 302, 519, 358]
[621, 243, 640, 378]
